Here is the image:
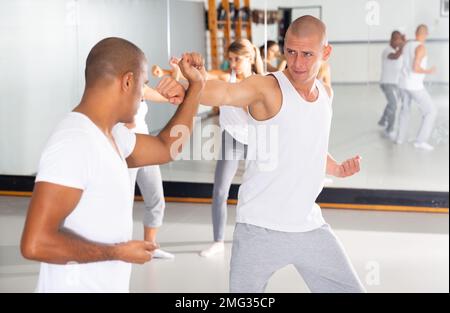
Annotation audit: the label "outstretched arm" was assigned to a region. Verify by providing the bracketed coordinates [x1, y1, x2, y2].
[125, 53, 206, 168]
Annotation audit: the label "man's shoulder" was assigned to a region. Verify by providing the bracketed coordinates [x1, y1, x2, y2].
[46, 113, 95, 148]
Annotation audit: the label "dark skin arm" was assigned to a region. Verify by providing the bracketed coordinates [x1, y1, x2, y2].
[125, 53, 206, 168]
[20, 55, 205, 266]
[21, 182, 157, 264]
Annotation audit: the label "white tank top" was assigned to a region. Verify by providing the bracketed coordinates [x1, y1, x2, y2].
[133, 101, 149, 135]
[236, 72, 332, 232]
[399, 40, 427, 91]
[219, 72, 249, 144]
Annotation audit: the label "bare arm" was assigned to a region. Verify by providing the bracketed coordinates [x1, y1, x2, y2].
[125, 54, 205, 168]
[413, 45, 435, 74]
[199, 75, 266, 108]
[143, 85, 168, 103]
[326, 154, 361, 178]
[388, 46, 404, 60]
[21, 182, 156, 264]
[124, 84, 185, 129]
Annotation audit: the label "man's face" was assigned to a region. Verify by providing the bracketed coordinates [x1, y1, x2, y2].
[284, 32, 331, 84]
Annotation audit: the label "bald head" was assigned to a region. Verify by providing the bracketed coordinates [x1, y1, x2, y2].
[85, 37, 146, 88]
[286, 15, 328, 46]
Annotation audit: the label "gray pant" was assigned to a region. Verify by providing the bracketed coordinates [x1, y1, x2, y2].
[397, 88, 437, 144]
[379, 84, 400, 133]
[212, 131, 247, 242]
[230, 223, 366, 293]
[129, 165, 165, 228]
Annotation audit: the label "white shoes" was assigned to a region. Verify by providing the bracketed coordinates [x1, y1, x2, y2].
[413, 142, 435, 151]
[152, 248, 175, 259]
[200, 242, 225, 257]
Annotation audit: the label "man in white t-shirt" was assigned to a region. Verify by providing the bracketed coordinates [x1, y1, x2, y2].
[20, 37, 205, 292]
[378, 30, 405, 139]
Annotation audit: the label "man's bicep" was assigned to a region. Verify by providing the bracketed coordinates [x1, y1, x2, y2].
[26, 182, 83, 233]
[227, 77, 264, 107]
[126, 134, 172, 168]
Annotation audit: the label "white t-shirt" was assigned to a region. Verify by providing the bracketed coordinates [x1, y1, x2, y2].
[133, 101, 149, 135]
[35, 112, 136, 293]
[380, 46, 403, 85]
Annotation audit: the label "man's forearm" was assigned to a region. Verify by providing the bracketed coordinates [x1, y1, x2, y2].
[157, 82, 203, 150]
[144, 86, 169, 103]
[23, 229, 119, 264]
[326, 153, 338, 176]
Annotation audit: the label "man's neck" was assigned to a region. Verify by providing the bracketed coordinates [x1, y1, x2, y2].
[284, 70, 318, 102]
[74, 92, 118, 136]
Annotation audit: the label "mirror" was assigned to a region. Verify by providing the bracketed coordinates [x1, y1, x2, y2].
[0, 0, 448, 203]
[159, 0, 449, 198]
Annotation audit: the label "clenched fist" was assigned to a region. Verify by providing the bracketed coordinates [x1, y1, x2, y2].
[114, 240, 159, 264]
[328, 155, 361, 178]
[156, 76, 186, 105]
[178, 52, 207, 84]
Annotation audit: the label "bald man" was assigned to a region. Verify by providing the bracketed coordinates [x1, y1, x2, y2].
[166, 16, 365, 293]
[20, 37, 204, 292]
[396, 24, 437, 150]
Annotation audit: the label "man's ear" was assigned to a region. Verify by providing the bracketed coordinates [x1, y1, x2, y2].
[323, 44, 333, 61]
[121, 72, 134, 91]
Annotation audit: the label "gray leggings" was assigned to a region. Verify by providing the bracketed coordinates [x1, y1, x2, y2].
[230, 223, 366, 293]
[379, 83, 400, 133]
[397, 88, 437, 143]
[211, 131, 247, 242]
[129, 165, 165, 228]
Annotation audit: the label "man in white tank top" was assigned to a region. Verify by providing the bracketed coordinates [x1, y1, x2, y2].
[171, 16, 365, 292]
[396, 24, 437, 150]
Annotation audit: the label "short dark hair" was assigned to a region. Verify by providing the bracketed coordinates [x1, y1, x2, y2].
[85, 37, 145, 87]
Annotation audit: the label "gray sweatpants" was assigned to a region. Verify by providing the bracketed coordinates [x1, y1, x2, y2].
[129, 165, 165, 228]
[212, 131, 247, 242]
[230, 223, 366, 293]
[379, 83, 400, 133]
[397, 88, 437, 144]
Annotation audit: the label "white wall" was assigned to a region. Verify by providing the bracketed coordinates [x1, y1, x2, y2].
[250, 0, 449, 83]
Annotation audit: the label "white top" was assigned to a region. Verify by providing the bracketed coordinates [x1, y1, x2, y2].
[236, 72, 332, 232]
[219, 72, 249, 144]
[35, 112, 136, 292]
[380, 46, 403, 84]
[133, 101, 149, 135]
[398, 40, 427, 90]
